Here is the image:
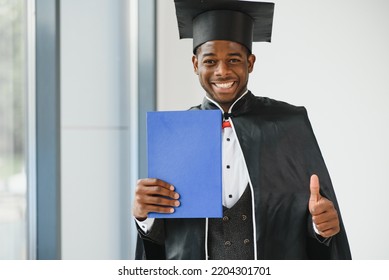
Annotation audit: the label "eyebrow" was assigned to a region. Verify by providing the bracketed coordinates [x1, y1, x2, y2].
[202, 52, 216, 58]
[227, 53, 243, 57]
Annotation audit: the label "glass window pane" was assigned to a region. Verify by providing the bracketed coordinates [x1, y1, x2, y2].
[0, 0, 27, 260]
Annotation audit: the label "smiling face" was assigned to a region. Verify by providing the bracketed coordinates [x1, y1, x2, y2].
[192, 40, 256, 112]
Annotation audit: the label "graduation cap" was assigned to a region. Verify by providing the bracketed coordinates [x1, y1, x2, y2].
[174, 0, 275, 53]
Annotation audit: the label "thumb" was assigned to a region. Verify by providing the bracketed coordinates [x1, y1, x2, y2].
[309, 174, 321, 212]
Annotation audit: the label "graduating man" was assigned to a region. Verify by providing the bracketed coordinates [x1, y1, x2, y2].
[133, 0, 351, 260]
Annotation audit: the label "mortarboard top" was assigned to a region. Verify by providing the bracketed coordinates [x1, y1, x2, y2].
[174, 0, 275, 53]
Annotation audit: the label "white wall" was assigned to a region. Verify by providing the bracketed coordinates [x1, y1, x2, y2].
[61, 0, 131, 259]
[157, 0, 389, 259]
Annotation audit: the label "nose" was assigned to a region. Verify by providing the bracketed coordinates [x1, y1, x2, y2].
[215, 61, 230, 76]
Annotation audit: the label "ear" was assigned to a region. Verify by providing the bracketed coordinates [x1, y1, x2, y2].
[192, 55, 199, 75]
[247, 54, 256, 73]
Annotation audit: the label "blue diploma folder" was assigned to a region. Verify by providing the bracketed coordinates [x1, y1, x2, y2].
[147, 110, 223, 218]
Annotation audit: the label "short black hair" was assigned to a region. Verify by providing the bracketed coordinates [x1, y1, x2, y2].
[194, 42, 252, 57]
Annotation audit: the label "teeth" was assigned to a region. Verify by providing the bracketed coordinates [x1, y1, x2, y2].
[214, 82, 234, 89]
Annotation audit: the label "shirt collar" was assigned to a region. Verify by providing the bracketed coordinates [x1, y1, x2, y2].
[205, 90, 249, 114]
[201, 90, 255, 117]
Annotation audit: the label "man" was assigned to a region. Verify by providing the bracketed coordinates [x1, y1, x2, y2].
[133, 0, 351, 260]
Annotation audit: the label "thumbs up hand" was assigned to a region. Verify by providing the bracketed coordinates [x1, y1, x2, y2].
[309, 174, 340, 238]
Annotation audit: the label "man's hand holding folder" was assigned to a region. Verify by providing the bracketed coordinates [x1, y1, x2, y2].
[133, 178, 180, 220]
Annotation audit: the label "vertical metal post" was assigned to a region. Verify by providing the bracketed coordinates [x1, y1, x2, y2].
[27, 0, 37, 260]
[138, 0, 156, 178]
[35, 0, 61, 259]
[128, 0, 140, 260]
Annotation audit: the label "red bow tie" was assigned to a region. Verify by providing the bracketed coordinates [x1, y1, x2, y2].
[222, 121, 231, 129]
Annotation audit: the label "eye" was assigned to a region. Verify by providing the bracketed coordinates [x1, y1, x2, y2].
[229, 58, 241, 63]
[203, 59, 216, 65]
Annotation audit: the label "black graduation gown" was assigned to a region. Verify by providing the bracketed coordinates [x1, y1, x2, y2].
[135, 92, 352, 260]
